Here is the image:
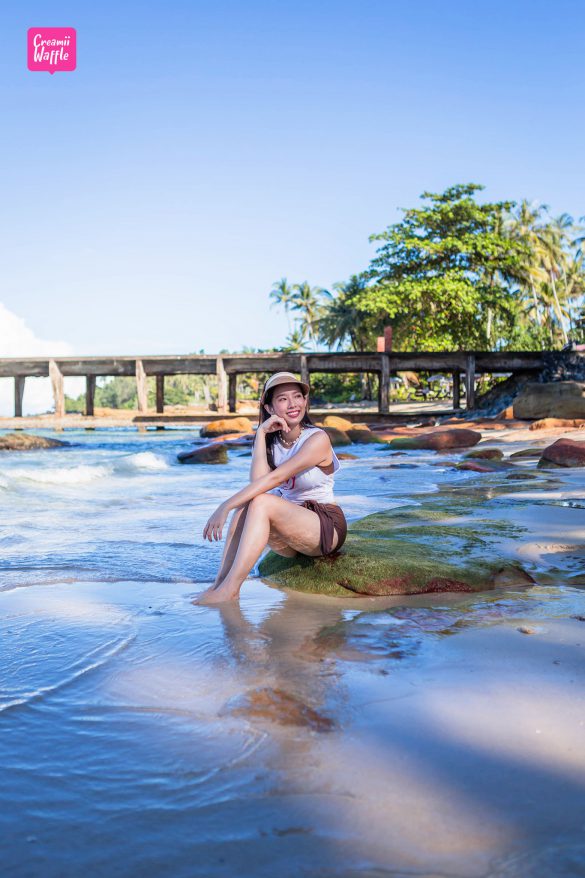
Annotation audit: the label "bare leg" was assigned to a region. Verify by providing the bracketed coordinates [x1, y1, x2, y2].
[192, 503, 250, 604]
[212, 503, 250, 585]
[195, 494, 323, 605]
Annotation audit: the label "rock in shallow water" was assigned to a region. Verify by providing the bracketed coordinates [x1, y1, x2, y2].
[0, 432, 68, 451]
[258, 502, 534, 598]
[177, 443, 228, 464]
[539, 438, 585, 468]
[388, 428, 481, 451]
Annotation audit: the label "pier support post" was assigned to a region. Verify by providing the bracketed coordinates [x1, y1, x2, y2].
[216, 357, 228, 414]
[156, 375, 165, 414]
[49, 360, 65, 418]
[14, 376, 25, 418]
[135, 359, 148, 413]
[228, 373, 237, 413]
[465, 355, 476, 410]
[299, 354, 309, 389]
[452, 370, 461, 410]
[86, 375, 96, 416]
[378, 354, 390, 414]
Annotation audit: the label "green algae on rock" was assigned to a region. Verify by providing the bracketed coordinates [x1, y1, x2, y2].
[258, 500, 534, 598]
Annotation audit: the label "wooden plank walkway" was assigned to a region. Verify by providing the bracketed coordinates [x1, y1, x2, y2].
[0, 350, 565, 420]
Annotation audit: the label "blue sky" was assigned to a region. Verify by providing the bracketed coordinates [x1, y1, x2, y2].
[1, 0, 584, 357]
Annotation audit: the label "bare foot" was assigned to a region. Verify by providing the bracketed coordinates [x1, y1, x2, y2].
[193, 583, 240, 605]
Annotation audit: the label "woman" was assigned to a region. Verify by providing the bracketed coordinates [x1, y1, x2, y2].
[194, 371, 347, 605]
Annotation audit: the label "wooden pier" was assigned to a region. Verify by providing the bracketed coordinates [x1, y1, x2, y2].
[0, 350, 567, 421]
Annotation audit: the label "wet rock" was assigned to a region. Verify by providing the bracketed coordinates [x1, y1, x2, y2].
[177, 443, 228, 464]
[464, 447, 504, 460]
[209, 432, 254, 445]
[492, 567, 537, 587]
[388, 429, 482, 451]
[346, 428, 385, 444]
[539, 438, 585, 468]
[200, 417, 253, 437]
[0, 432, 68, 451]
[258, 503, 533, 598]
[373, 463, 419, 469]
[320, 415, 354, 432]
[455, 460, 508, 473]
[337, 452, 358, 460]
[509, 448, 544, 459]
[220, 687, 334, 732]
[514, 381, 585, 419]
[529, 417, 585, 430]
[504, 471, 539, 480]
[320, 426, 351, 446]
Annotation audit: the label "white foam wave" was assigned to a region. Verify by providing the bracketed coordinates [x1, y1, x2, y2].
[6, 464, 114, 485]
[115, 451, 170, 472]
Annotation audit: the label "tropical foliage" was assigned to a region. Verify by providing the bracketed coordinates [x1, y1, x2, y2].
[270, 184, 585, 353]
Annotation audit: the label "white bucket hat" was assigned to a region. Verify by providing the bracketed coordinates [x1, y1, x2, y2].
[260, 371, 310, 403]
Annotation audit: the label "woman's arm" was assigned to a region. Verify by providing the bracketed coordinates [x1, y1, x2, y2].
[249, 427, 271, 481]
[202, 431, 332, 541]
[227, 431, 331, 513]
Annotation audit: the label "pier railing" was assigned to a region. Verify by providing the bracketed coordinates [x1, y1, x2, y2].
[0, 350, 569, 418]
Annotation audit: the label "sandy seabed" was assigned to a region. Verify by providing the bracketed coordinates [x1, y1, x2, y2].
[0, 424, 584, 877]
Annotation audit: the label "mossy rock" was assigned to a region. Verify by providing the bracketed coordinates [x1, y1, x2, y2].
[258, 503, 532, 598]
[320, 426, 351, 446]
[464, 448, 504, 460]
[509, 448, 544, 459]
[346, 428, 386, 444]
[0, 432, 68, 451]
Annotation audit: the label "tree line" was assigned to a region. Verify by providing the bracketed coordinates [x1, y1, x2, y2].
[272, 183, 585, 353]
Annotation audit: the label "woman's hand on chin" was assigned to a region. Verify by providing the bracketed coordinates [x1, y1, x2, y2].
[202, 503, 229, 542]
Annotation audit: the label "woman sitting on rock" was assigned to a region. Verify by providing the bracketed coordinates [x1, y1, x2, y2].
[194, 371, 347, 604]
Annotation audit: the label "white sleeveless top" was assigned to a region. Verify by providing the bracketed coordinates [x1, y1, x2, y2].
[269, 426, 341, 505]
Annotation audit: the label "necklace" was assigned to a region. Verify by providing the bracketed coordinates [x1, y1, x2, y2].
[279, 424, 305, 448]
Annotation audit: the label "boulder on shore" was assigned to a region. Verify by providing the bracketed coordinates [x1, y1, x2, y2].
[0, 432, 68, 451]
[513, 381, 585, 420]
[346, 428, 385, 444]
[320, 426, 351, 446]
[321, 415, 355, 432]
[388, 428, 482, 451]
[529, 418, 585, 431]
[178, 443, 228, 464]
[200, 417, 253, 437]
[258, 502, 534, 597]
[538, 438, 585, 468]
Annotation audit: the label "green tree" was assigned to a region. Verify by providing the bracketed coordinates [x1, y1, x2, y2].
[354, 183, 527, 351]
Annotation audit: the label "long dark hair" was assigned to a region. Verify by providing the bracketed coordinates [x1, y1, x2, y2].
[255, 381, 316, 470]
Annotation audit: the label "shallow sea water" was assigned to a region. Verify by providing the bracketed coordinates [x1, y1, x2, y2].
[1, 427, 584, 877]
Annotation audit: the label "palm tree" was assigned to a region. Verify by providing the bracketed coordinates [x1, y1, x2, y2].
[539, 224, 569, 344]
[290, 281, 332, 349]
[269, 278, 295, 334]
[282, 325, 308, 352]
[503, 200, 547, 327]
[318, 275, 374, 352]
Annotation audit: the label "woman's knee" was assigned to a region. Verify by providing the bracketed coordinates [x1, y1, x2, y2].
[248, 493, 272, 511]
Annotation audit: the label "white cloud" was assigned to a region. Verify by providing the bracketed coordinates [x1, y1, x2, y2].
[0, 303, 85, 416]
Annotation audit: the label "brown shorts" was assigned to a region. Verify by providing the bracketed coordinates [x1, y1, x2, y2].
[300, 500, 347, 556]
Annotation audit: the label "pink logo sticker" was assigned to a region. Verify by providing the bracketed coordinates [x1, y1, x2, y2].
[27, 27, 76, 74]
